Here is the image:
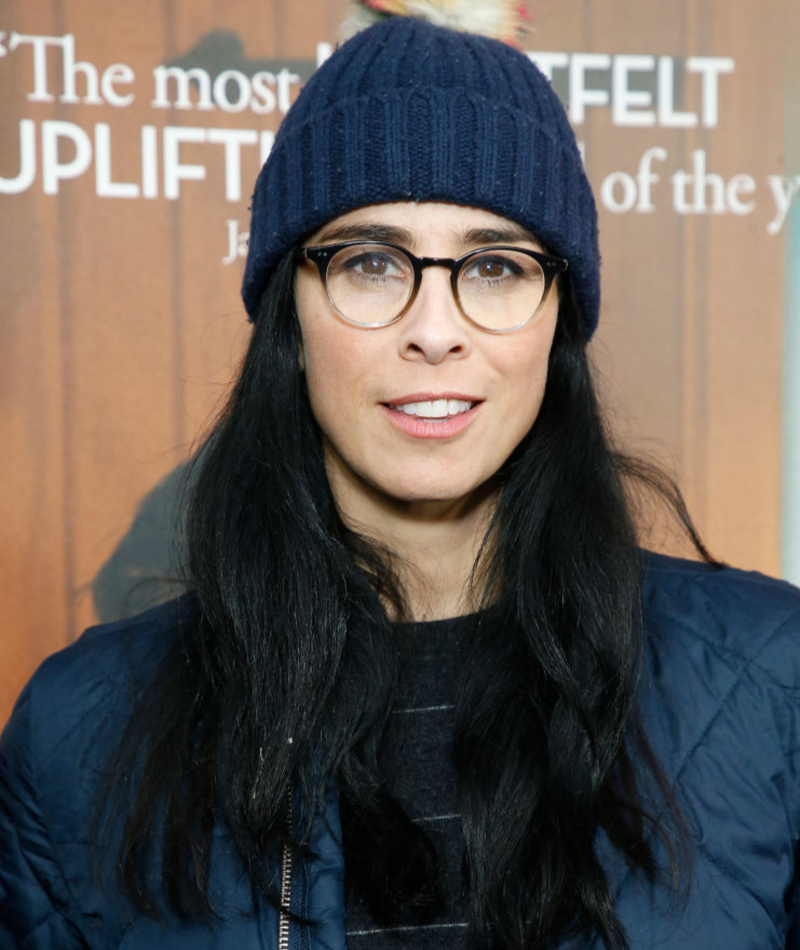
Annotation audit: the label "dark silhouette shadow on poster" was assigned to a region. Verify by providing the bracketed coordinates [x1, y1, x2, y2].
[164, 30, 316, 83]
[91, 464, 192, 624]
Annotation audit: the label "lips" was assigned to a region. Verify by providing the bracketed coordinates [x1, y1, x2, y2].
[379, 393, 483, 439]
[389, 398, 474, 419]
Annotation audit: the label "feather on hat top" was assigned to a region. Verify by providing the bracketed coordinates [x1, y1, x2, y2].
[341, 0, 531, 49]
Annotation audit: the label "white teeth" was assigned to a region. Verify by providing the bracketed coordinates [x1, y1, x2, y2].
[393, 399, 473, 418]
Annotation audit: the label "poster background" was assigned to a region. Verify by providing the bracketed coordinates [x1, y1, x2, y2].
[3, 0, 800, 725]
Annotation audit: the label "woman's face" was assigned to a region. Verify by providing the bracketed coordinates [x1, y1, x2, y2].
[294, 202, 560, 514]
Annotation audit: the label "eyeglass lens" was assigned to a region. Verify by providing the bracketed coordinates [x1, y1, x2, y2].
[323, 244, 548, 331]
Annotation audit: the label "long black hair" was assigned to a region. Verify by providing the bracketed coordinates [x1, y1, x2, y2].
[99, 246, 701, 948]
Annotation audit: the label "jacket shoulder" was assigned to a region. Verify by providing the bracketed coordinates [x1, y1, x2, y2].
[16, 595, 197, 772]
[642, 551, 800, 686]
[0, 596, 196, 948]
[623, 555, 800, 944]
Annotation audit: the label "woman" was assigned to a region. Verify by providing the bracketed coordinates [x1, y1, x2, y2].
[2, 5, 800, 949]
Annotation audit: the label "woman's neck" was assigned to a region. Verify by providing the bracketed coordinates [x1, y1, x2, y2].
[328, 460, 496, 622]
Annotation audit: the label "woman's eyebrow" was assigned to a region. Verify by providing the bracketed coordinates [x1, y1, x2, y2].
[311, 221, 541, 249]
[459, 225, 540, 246]
[312, 223, 413, 245]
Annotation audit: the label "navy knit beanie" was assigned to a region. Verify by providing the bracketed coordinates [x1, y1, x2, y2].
[242, 14, 601, 337]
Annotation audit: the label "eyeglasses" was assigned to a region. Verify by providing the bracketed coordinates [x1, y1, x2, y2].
[298, 241, 568, 333]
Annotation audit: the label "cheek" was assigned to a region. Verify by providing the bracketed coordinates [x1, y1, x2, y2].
[297, 310, 377, 439]
[495, 316, 557, 434]
[296, 278, 357, 407]
[302, 331, 353, 405]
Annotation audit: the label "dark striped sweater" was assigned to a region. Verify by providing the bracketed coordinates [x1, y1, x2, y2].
[345, 613, 475, 949]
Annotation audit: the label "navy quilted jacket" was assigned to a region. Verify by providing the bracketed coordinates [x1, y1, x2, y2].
[3, 552, 800, 949]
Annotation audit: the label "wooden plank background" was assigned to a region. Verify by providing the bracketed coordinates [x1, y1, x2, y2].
[2, 0, 799, 725]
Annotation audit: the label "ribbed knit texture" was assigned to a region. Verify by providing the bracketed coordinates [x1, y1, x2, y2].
[242, 16, 601, 336]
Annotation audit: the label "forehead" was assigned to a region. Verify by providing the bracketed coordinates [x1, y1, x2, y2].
[309, 201, 543, 252]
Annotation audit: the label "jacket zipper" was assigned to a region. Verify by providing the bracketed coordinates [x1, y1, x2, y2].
[278, 793, 294, 950]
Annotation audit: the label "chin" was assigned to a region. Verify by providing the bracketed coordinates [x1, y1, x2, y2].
[373, 472, 493, 507]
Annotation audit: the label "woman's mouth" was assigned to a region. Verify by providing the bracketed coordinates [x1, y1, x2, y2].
[379, 397, 482, 438]
[388, 398, 475, 421]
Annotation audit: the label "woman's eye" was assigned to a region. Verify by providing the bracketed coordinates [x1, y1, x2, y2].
[465, 256, 520, 281]
[475, 259, 507, 279]
[357, 255, 390, 276]
[345, 252, 404, 278]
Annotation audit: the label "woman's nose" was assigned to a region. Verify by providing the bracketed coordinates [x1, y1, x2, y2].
[395, 267, 472, 364]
